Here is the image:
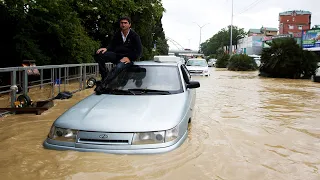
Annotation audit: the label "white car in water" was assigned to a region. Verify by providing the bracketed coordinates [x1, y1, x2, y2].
[208, 59, 216, 67]
[186, 58, 210, 76]
[311, 62, 320, 82]
[248, 54, 261, 67]
[43, 58, 200, 154]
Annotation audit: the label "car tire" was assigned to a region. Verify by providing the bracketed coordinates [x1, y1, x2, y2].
[87, 77, 96, 88]
[17, 94, 32, 107]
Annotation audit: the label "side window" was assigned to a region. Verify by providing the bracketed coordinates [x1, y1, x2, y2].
[180, 64, 191, 83]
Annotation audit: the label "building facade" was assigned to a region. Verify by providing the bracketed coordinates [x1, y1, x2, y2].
[237, 36, 263, 55]
[248, 27, 278, 37]
[279, 10, 311, 35]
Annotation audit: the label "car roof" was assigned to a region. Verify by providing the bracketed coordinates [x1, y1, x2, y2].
[133, 60, 181, 67]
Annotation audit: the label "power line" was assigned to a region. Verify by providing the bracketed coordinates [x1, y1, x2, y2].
[235, 0, 264, 16]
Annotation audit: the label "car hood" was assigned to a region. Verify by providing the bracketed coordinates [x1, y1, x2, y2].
[186, 66, 208, 70]
[54, 93, 188, 132]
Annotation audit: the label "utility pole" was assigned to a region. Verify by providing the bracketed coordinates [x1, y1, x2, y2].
[193, 22, 209, 52]
[229, 0, 234, 54]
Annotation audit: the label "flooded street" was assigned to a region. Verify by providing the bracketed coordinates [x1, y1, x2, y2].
[0, 68, 320, 180]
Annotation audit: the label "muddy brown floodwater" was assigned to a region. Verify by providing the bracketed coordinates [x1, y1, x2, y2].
[0, 68, 319, 180]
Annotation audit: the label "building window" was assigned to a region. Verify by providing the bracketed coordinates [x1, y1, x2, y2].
[298, 25, 303, 30]
[289, 25, 294, 29]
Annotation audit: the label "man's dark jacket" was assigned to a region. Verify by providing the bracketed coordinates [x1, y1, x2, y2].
[107, 29, 142, 61]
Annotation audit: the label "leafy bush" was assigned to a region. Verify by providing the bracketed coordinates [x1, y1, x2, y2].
[300, 50, 320, 78]
[227, 54, 257, 71]
[260, 38, 319, 78]
[215, 53, 230, 68]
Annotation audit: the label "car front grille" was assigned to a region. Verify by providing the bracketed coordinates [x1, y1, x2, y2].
[189, 70, 203, 74]
[78, 138, 129, 144]
[76, 131, 133, 145]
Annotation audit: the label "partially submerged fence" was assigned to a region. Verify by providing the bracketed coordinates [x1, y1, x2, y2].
[0, 63, 113, 108]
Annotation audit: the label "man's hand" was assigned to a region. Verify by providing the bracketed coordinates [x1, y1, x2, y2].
[120, 57, 131, 64]
[96, 48, 107, 54]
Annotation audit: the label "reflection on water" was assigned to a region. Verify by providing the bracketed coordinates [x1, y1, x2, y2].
[0, 68, 319, 180]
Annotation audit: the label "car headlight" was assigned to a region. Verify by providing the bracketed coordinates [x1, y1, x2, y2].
[165, 126, 179, 142]
[48, 126, 77, 142]
[132, 126, 180, 145]
[132, 131, 165, 145]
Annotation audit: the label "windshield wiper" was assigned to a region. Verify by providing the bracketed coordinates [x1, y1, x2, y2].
[102, 88, 136, 95]
[127, 88, 171, 95]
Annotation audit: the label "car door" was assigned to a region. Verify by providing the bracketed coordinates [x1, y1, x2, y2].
[180, 64, 196, 118]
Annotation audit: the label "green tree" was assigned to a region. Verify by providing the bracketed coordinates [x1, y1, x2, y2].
[154, 37, 169, 55]
[260, 38, 319, 78]
[0, 0, 168, 67]
[200, 26, 247, 56]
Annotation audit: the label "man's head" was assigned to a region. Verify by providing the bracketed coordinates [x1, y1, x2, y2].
[119, 16, 131, 31]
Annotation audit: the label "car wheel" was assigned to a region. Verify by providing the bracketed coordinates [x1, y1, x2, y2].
[188, 118, 191, 123]
[86, 77, 96, 88]
[16, 94, 32, 107]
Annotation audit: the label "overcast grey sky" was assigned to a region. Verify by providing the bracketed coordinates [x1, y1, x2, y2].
[161, 0, 320, 50]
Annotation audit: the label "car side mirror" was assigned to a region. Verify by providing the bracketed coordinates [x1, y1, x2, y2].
[186, 81, 200, 89]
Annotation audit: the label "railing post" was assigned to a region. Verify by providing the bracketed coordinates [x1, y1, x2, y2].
[40, 69, 43, 89]
[10, 70, 17, 108]
[18, 70, 22, 89]
[66, 67, 69, 84]
[79, 65, 82, 91]
[51, 68, 55, 98]
[82, 64, 87, 90]
[23, 70, 28, 95]
[64, 67, 67, 91]
[58, 67, 61, 93]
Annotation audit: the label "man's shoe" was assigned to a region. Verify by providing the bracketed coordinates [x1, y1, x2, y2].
[94, 84, 104, 95]
[95, 88, 102, 95]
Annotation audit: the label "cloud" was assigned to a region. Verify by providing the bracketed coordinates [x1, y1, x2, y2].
[162, 0, 320, 51]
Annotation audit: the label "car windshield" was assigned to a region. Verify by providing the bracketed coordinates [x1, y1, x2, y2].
[105, 65, 183, 94]
[186, 60, 207, 67]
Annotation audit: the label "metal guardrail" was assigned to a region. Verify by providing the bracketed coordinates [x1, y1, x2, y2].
[0, 63, 113, 108]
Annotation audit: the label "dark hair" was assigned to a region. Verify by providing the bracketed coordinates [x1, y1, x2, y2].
[119, 16, 131, 24]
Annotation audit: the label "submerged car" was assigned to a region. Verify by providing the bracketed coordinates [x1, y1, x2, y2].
[207, 59, 216, 67]
[311, 62, 320, 83]
[43, 59, 200, 154]
[186, 58, 210, 76]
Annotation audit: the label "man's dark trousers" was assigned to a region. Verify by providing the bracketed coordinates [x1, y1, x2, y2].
[94, 51, 133, 85]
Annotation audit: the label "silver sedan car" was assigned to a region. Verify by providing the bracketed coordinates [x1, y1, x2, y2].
[43, 60, 200, 154]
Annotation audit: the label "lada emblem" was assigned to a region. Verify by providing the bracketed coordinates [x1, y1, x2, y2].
[99, 134, 109, 139]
